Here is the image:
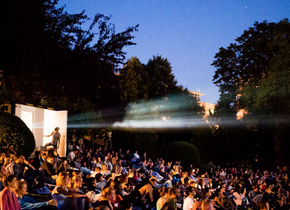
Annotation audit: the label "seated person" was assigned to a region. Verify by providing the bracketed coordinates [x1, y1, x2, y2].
[100, 164, 111, 177]
[72, 156, 93, 176]
[31, 150, 45, 170]
[118, 175, 132, 196]
[86, 177, 101, 194]
[15, 155, 42, 188]
[131, 176, 157, 209]
[214, 187, 235, 209]
[0, 174, 21, 210]
[130, 156, 139, 169]
[68, 171, 82, 189]
[0, 163, 7, 191]
[103, 156, 113, 171]
[0, 151, 6, 165]
[71, 176, 93, 209]
[140, 159, 149, 174]
[52, 172, 87, 210]
[95, 174, 107, 191]
[112, 159, 123, 175]
[67, 149, 78, 167]
[5, 152, 17, 176]
[16, 180, 58, 210]
[92, 186, 116, 210]
[40, 156, 57, 184]
[84, 177, 102, 206]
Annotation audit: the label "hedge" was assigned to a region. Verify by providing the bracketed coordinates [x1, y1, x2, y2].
[0, 112, 35, 158]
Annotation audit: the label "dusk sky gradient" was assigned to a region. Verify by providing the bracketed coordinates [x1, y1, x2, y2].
[58, 0, 290, 104]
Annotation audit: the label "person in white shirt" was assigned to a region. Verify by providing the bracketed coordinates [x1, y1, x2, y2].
[67, 143, 73, 153]
[133, 151, 141, 164]
[156, 187, 170, 210]
[233, 187, 246, 206]
[68, 149, 78, 161]
[103, 156, 113, 171]
[183, 186, 196, 210]
[220, 168, 226, 177]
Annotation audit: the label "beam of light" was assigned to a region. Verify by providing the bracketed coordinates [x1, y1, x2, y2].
[124, 93, 201, 117]
[66, 92, 207, 129]
[113, 116, 206, 128]
[65, 92, 290, 130]
[66, 117, 206, 129]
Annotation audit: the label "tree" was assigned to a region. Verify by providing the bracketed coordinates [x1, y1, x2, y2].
[120, 55, 181, 103]
[0, 0, 138, 115]
[120, 57, 149, 102]
[145, 55, 180, 99]
[212, 19, 290, 166]
[212, 20, 277, 113]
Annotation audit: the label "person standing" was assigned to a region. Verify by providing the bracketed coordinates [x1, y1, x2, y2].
[44, 127, 61, 149]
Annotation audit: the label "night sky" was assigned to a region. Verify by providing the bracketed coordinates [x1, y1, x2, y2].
[58, 0, 290, 104]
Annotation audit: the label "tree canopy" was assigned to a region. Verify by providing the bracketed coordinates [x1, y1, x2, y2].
[0, 0, 138, 113]
[212, 19, 290, 166]
[212, 19, 290, 117]
[120, 55, 181, 103]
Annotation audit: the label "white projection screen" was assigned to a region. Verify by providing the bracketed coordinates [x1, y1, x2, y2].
[15, 104, 67, 157]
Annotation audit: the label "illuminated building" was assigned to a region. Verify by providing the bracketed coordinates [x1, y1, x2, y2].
[188, 91, 215, 117]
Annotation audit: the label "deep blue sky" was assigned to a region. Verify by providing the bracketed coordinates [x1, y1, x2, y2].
[58, 0, 290, 104]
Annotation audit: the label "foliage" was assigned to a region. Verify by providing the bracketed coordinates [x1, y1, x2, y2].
[212, 19, 290, 166]
[120, 56, 203, 127]
[112, 128, 202, 167]
[0, 112, 35, 158]
[120, 57, 149, 102]
[120, 55, 181, 103]
[212, 19, 290, 115]
[112, 128, 160, 159]
[163, 141, 201, 167]
[145, 55, 180, 99]
[0, 82, 10, 106]
[0, 0, 138, 114]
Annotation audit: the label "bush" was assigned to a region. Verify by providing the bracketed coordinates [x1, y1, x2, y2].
[163, 141, 201, 167]
[0, 112, 35, 158]
[112, 128, 160, 159]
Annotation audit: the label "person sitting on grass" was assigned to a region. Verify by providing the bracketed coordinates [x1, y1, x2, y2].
[16, 180, 58, 210]
[51, 172, 87, 210]
[0, 174, 21, 210]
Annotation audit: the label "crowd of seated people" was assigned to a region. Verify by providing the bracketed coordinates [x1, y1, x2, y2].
[0, 143, 290, 210]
